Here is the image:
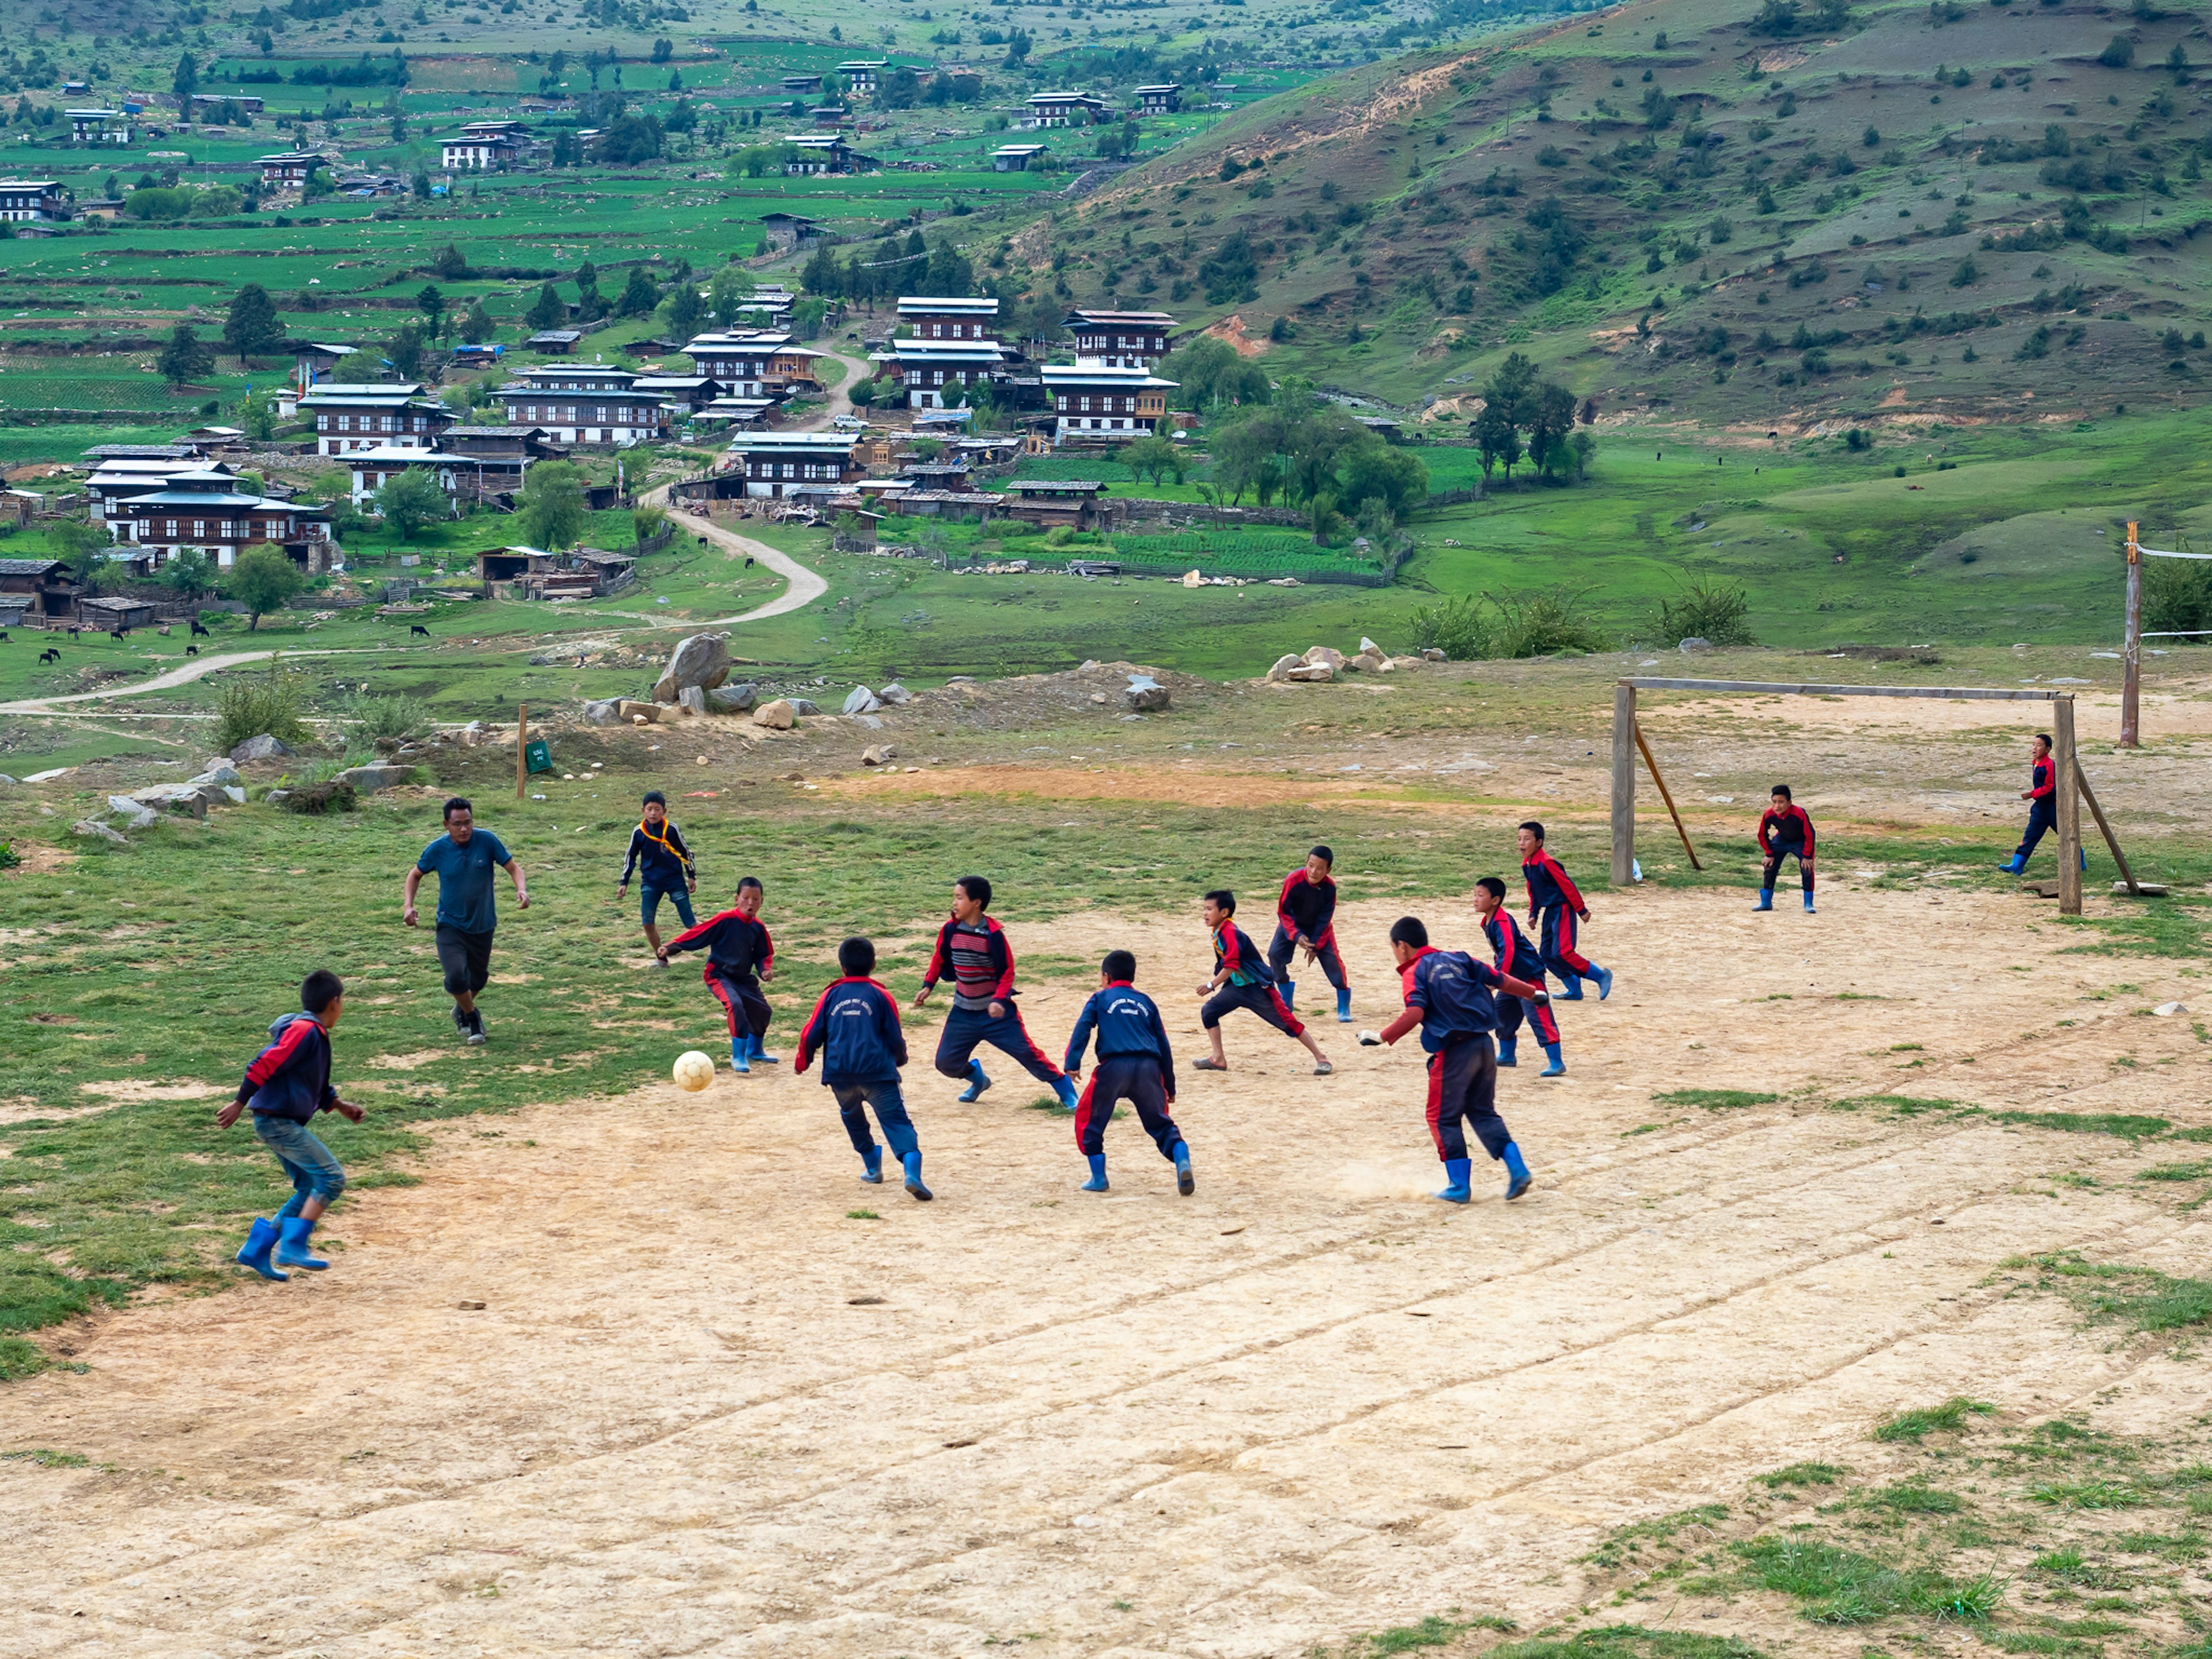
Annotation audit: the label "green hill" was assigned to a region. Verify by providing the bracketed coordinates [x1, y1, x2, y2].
[1029, 0, 2212, 427]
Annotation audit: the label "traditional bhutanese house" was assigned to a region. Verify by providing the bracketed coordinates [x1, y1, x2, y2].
[1001, 479, 1111, 531]
[297, 382, 452, 456]
[899, 490, 1003, 520]
[443, 425, 565, 460]
[497, 364, 670, 447]
[107, 490, 335, 570]
[1040, 362, 1176, 444]
[525, 328, 583, 354]
[476, 545, 562, 585]
[757, 211, 824, 251]
[1023, 91, 1108, 128]
[0, 180, 67, 222]
[345, 445, 525, 507]
[631, 374, 722, 413]
[567, 548, 637, 594]
[86, 459, 237, 522]
[991, 143, 1048, 172]
[834, 60, 888, 93]
[684, 330, 790, 398]
[785, 134, 858, 175]
[68, 108, 130, 145]
[899, 462, 975, 493]
[77, 594, 161, 631]
[896, 295, 1001, 342]
[722, 431, 862, 498]
[872, 337, 1007, 410]
[442, 120, 531, 171]
[258, 150, 335, 190]
[1134, 84, 1182, 114]
[0, 555, 80, 618]
[781, 74, 823, 94]
[694, 396, 778, 429]
[293, 342, 357, 391]
[810, 104, 850, 128]
[1061, 308, 1176, 369]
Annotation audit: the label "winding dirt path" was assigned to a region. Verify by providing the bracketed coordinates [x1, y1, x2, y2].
[0, 647, 377, 716]
[603, 483, 829, 630]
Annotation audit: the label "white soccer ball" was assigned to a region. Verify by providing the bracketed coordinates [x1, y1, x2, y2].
[672, 1050, 716, 1092]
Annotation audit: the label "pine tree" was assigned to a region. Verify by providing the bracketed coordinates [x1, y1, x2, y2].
[158, 324, 215, 387]
[527, 283, 565, 331]
[222, 283, 284, 363]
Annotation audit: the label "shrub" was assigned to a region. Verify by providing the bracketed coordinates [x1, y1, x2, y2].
[2145, 552, 2212, 634]
[1410, 594, 1493, 660]
[1654, 579, 1755, 646]
[1490, 586, 1609, 656]
[0, 839, 18, 872]
[346, 692, 435, 743]
[281, 779, 357, 815]
[213, 664, 310, 751]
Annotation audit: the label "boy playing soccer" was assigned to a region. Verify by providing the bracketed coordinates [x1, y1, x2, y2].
[1194, 889, 1333, 1075]
[1756, 785, 1816, 914]
[1518, 820, 1612, 1002]
[2001, 733, 2084, 874]
[658, 876, 778, 1074]
[1063, 949, 1191, 1196]
[1474, 877, 1563, 1077]
[218, 968, 366, 1279]
[617, 790, 699, 959]
[914, 874, 1080, 1109]
[1365, 917, 1544, 1203]
[796, 936, 930, 1200]
[1268, 844, 1353, 1022]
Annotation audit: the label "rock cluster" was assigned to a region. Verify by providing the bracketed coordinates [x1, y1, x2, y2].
[1265, 638, 1428, 683]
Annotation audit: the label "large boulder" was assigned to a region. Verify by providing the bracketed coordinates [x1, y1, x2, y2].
[332, 763, 412, 794]
[1419, 647, 1446, 662]
[582, 699, 623, 726]
[129, 786, 208, 819]
[1266, 653, 1305, 682]
[753, 699, 796, 730]
[652, 632, 732, 703]
[73, 819, 128, 843]
[1350, 651, 1387, 673]
[1285, 663, 1334, 683]
[707, 683, 757, 714]
[107, 796, 159, 830]
[1359, 636, 1382, 656]
[188, 763, 243, 790]
[861, 744, 898, 766]
[842, 685, 884, 715]
[1124, 674, 1170, 713]
[1303, 645, 1347, 672]
[229, 734, 291, 764]
[788, 698, 823, 717]
[677, 685, 709, 717]
[878, 682, 913, 706]
[618, 699, 661, 724]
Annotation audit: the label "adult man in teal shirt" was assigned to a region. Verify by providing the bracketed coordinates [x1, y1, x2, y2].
[403, 796, 529, 1044]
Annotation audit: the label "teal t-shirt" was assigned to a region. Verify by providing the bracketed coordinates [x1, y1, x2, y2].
[416, 829, 510, 934]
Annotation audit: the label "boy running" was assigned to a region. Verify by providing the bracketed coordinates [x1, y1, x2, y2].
[2001, 732, 2081, 874]
[1756, 785, 1816, 913]
[1366, 916, 1544, 1203]
[617, 790, 698, 959]
[796, 936, 930, 1200]
[914, 874, 1080, 1109]
[218, 968, 366, 1279]
[658, 876, 778, 1074]
[1063, 949, 1191, 1196]
[1194, 889, 1332, 1075]
[403, 796, 528, 1045]
[1475, 876, 1563, 1077]
[1268, 844, 1352, 1022]
[1518, 820, 1612, 1002]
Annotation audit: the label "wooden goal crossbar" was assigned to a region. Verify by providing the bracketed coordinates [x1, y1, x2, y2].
[1611, 679, 2096, 915]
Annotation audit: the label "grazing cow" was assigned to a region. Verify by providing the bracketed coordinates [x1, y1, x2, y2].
[39, 648, 59, 665]
[744, 555, 755, 569]
[66, 626, 80, 639]
[190, 619, 210, 638]
[185, 645, 199, 657]
[0, 630, 8, 643]
[109, 628, 126, 642]
[410, 624, 432, 638]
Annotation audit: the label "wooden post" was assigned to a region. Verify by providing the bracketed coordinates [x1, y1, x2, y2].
[1633, 720, 1703, 870]
[2054, 696, 2081, 916]
[2121, 521, 2141, 748]
[1611, 681, 1637, 886]
[516, 703, 528, 800]
[2074, 762, 2139, 896]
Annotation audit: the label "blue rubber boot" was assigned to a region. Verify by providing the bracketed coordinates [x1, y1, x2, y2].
[1054, 1074, 1081, 1112]
[1592, 964, 1614, 1001]
[1556, 972, 1585, 1001]
[1755, 888, 1774, 911]
[234, 1217, 288, 1283]
[1497, 1036, 1518, 1069]
[902, 1150, 933, 1202]
[859, 1147, 884, 1184]
[1081, 1153, 1109, 1192]
[1803, 891, 1816, 914]
[957, 1060, 991, 1103]
[730, 1035, 749, 1074]
[2001, 853, 2027, 874]
[1336, 985, 1353, 1022]
[1539, 1042, 1565, 1078]
[274, 1216, 328, 1271]
[1171, 1140, 1194, 1195]
[1434, 1157, 1472, 1204]
[1502, 1142, 1533, 1201]
[1281, 978, 1296, 1013]
[2080, 848, 2089, 872]
[751, 1032, 779, 1065]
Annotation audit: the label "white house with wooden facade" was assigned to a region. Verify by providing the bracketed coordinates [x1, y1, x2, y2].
[1023, 91, 1108, 128]
[681, 331, 823, 400]
[496, 363, 671, 447]
[86, 459, 238, 523]
[1040, 363, 1176, 445]
[872, 338, 1009, 409]
[106, 489, 334, 571]
[298, 383, 454, 456]
[258, 150, 336, 190]
[1062, 308, 1175, 369]
[722, 432, 863, 498]
[0, 181, 67, 222]
[834, 59, 888, 93]
[897, 295, 1001, 342]
[991, 143, 1048, 172]
[1134, 84, 1182, 114]
[67, 108, 130, 145]
[441, 120, 531, 171]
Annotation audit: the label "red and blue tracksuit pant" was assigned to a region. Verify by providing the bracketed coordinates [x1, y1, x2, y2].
[1536, 905, 1593, 980]
[1427, 1036, 1513, 1164]
[1200, 979, 1305, 1037]
[1266, 925, 1349, 991]
[933, 1001, 1067, 1085]
[1074, 1055, 1180, 1159]
[2014, 796, 2058, 861]
[1494, 988, 1559, 1048]
[705, 968, 771, 1042]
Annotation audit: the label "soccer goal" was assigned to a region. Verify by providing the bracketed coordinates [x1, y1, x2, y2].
[2119, 521, 2212, 748]
[1607, 678, 2140, 917]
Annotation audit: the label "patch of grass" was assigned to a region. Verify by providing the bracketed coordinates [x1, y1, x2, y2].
[1361, 1613, 1519, 1653]
[1653, 1089, 1779, 1111]
[1871, 1483, 1966, 1514]
[1874, 1397, 1998, 1442]
[1025, 1094, 1079, 1117]
[1723, 1536, 2001, 1624]
[1, 1446, 88, 1467]
[1979, 1633, 2090, 1655]
[846, 1209, 882, 1221]
[1987, 1111, 2173, 1139]
[1488, 1627, 1764, 1659]
[2138, 1161, 2212, 1182]
[2110, 1531, 2206, 1560]
[0, 1336, 51, 1380]
[2031, 1481, 2147, 1510]
[1759, 1461, 1849, 1489]
[1581, 1503, 1732, 1569]
[1837, 1094, 1963, 1116]
[2029, 1254, 2212, 1332]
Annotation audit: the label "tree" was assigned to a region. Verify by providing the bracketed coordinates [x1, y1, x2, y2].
[416, 283, 445, 329]
[48, 520, 108, 575]
[432, 243, 470, 281]
[849, 377, 879, 408]
[1121, 434, 1180, 486]
[374, 468, 449, 541]
[172, 51, 198, 109]
[881, 66, 922, 108]
[574, 260, 604, 320]
[1338, 442, 1430, 521]
[1160, 336, 1268, 410]
[516, 461, 587, 550]
[227, 544, 304, 631]
[708, 265, 756, 327]
[1482, 351, 1540, 427]
[615, 264, 659, 317]
[599, 111, 663, 165]
[160, 546, 217, 600]
[223, 282, 284, 363]
[460, 299, 495, 342]
[923, 238, 974, 297]
[1525, 382, 1579, 479]
[1472, 402, 1520, 483]
[157, 323, 215, 387]
[386, 321, 426, 378]
[661, 281, 702, 342]
[527, 283, 565, 331]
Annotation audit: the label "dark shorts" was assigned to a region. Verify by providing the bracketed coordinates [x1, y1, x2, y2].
[642, 884, 696, 929]
[435, 924, 494, 997]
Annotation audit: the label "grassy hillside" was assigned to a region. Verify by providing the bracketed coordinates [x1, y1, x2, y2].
[1036, 0, 2212, 425]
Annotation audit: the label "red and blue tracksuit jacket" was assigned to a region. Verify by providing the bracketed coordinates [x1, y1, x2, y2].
[1395, 946, 1505, 1052]
[925, 913, 1019, 1011]
[235, 1012, 337, 1124]
[1482, 910, 1559, 1046]
[1212, 921, 1277, 985]
[1063, 981, 1177, 1097]
[662, 909, 774, 982]
[1758, 805, 1816, 860]
[1523, 849, 1593, 977]
[795, 977, 908, 1086]
[1275, 868, 1338, 948]
[2025, 755, 2056, 821]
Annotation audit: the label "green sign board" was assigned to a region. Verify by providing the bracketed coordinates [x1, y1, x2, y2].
[524, 738, 554, 774]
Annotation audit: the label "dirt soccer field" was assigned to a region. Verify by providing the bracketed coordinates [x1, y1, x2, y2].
[4, 883, 2209, 1659]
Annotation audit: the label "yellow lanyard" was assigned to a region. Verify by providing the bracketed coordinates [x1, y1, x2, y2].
[639, 820, 687, 870]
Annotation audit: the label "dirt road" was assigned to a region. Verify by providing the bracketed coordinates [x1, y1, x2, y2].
[0, 647, 374, 716]
[4, 888, 2205, 1657]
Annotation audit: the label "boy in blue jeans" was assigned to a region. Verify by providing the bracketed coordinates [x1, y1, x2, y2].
[218, 968, 366, 1279]
[1063, 949, 1192, 1196]
[617, 790, 698, 960]
[798, 936, 931, 1201]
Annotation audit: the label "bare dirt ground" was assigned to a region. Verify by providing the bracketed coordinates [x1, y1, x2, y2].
[3, 887, 2207, 1658]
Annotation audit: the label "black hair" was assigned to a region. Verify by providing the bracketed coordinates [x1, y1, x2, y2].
[301, 968, 343, 1014]
[1389, 916, 1429, 949]
[1203, 888, 1236, 915]
[955, 873, 992, 910]
[1309, 844, 1334, 867]
[1770, 783, 1793, 802]
[1518, 819, 1546, 841]
[838, 935, 876, 976]
[1475, 876, 1508, 900]
[1102, 949, 1137, 981]
[2033, 732, 2052, 749]
[736, 875, 763, 893]
[442, 795, 472, 822]
[642, 789, 666, 807]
